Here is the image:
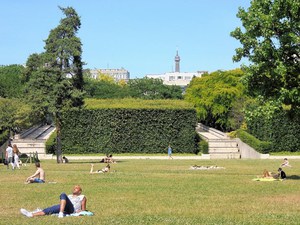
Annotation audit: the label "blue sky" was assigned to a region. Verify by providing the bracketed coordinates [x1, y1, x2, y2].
[0, 0, 250, 78]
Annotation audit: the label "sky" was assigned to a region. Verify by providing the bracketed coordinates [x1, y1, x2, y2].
[0, 0, 251, 78]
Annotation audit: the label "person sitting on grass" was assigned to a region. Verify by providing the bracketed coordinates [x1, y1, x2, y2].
[280, 158, 291, 167]
[278, 168, 287, 179]
[20, 185, 87, 218]
[261, 168, 286, 179]
[25, 162, 45, 184]
[90, 164, 110, 174]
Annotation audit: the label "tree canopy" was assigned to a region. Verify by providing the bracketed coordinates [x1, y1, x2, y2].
[184, 69, 246, 131]
[0, 65, 24, 98]
[231, 0, 300, 111]
[24, 6, 84, 163]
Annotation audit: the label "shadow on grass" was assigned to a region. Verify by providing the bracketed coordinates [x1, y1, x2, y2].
[286, 175, 300, 180]
[68, 160, 125, 164]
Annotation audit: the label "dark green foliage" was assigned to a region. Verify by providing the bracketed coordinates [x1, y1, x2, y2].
[0, 130, 9, 146]
[45, 131, 57, 154]
[231, 0, 300, 111]
[199, 140, 209, 154]
[0, 64, 24, 98]
[127, 78, 183, 99]
[84, 79, 129, 99]
[246, 110, 300, 152]
[61, 108, 198, 154]
[236, 129, 272, 154]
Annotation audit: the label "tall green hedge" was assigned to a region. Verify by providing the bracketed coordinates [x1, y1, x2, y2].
[247, 110, 300, 152]
[61, 108, 198, 154]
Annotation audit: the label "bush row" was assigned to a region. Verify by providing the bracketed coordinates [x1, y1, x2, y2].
[61, 108, 198, 154]
[247, 110, 300, 152]
[236, 129, 272, 154]
[0, 130, 9, 147]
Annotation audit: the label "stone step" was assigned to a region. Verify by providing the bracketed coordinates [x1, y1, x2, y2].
[209, 141, 239, 148]
[209, 147, 239, 153]
[209, 152, 241, 159]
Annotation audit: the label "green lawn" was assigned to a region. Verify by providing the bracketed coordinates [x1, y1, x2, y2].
[1, 158, 299, 225]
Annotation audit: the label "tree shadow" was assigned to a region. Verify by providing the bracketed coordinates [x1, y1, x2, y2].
[286, 175, 300, 180]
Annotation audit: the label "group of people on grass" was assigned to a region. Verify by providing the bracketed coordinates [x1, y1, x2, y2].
[260, 158, 291, 180]
[16, 146, 292, 219]
[5, 143, 22, 170]
[19, 154, 112, 218]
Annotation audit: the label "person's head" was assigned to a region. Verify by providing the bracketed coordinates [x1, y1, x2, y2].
[284, 158, 288, 161]
[106, 164, 110, 169]
[8, 143, 12, 147]
[72, 185, 82, 195]
[13, 144, 19, 152]
[35, 162, 41, 168]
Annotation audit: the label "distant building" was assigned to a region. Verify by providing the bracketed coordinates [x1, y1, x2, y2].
[90, 68, 130, 82]
[146, 51, 207, 87]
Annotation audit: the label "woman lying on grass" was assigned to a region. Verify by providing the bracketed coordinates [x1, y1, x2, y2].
[90, 164, 110, 174]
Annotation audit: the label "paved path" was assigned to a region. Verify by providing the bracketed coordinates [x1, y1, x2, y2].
[42, 155, 300, 160]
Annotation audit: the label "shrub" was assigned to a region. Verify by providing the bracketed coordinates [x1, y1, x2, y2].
[236, 129, 272, 153]
[199, 140, 209, 154]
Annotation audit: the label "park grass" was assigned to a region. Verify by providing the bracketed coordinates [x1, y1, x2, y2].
[1, 158, 300, 225]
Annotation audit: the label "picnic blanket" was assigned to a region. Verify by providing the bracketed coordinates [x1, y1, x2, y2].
[252, 178, 283, 182]
[52, 211, 94, 217]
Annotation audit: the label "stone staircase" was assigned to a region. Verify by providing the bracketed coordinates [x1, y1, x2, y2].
[196, 123, 240, 159]
[12, 124, 55, 158]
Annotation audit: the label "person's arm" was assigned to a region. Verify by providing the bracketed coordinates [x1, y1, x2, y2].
[28, 169, 40, 179]
[80, 196, 87, 211]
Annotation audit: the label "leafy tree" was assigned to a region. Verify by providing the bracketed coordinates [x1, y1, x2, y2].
[0, 65, 24, 98]
[84, 78, 129, 99]
[231, 0, 300, 112]
[184, 69, 246, 131]
[25, 6, 84, 163]
[0, 98, 33, 134]
[127, 78, 183, 99]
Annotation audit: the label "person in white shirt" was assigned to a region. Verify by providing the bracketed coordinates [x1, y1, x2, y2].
[20, 185, 87, 218]
[280, 158, 292, 167]
[5, 143, 13, 169]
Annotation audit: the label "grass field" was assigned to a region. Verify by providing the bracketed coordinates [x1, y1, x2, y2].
[1, 158, 300, 225]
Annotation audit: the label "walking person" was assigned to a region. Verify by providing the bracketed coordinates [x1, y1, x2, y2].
[5, 143, 14, 169]
[12, 144, 21, 169]
[168, 144, 173, 159]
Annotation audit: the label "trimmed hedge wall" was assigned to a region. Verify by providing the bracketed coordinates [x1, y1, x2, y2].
[61, 108, 198, 154]
[236, 129, 272, 154]
[247, 110, 300, 152]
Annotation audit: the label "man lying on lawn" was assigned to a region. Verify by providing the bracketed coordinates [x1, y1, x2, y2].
[20, 185, 87, 218]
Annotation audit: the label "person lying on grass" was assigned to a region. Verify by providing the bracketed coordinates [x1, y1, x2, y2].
[260, 168, 286, 179]
[90, 163, 110, 174]
[25, 162, 45, 184]
[20, 185, 87, 218]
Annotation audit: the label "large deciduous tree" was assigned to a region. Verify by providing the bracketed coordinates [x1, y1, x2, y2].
[127, 78, 183, 99]
[231, 0, 300, 112]
[25, 6, 84, 163]
[184, 69, 246, 131]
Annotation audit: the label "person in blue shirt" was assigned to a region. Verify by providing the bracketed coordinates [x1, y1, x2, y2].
[168, 144, 173, 159]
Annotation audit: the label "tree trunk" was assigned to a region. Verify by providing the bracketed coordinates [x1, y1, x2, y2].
[56, 117, 63, 163]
